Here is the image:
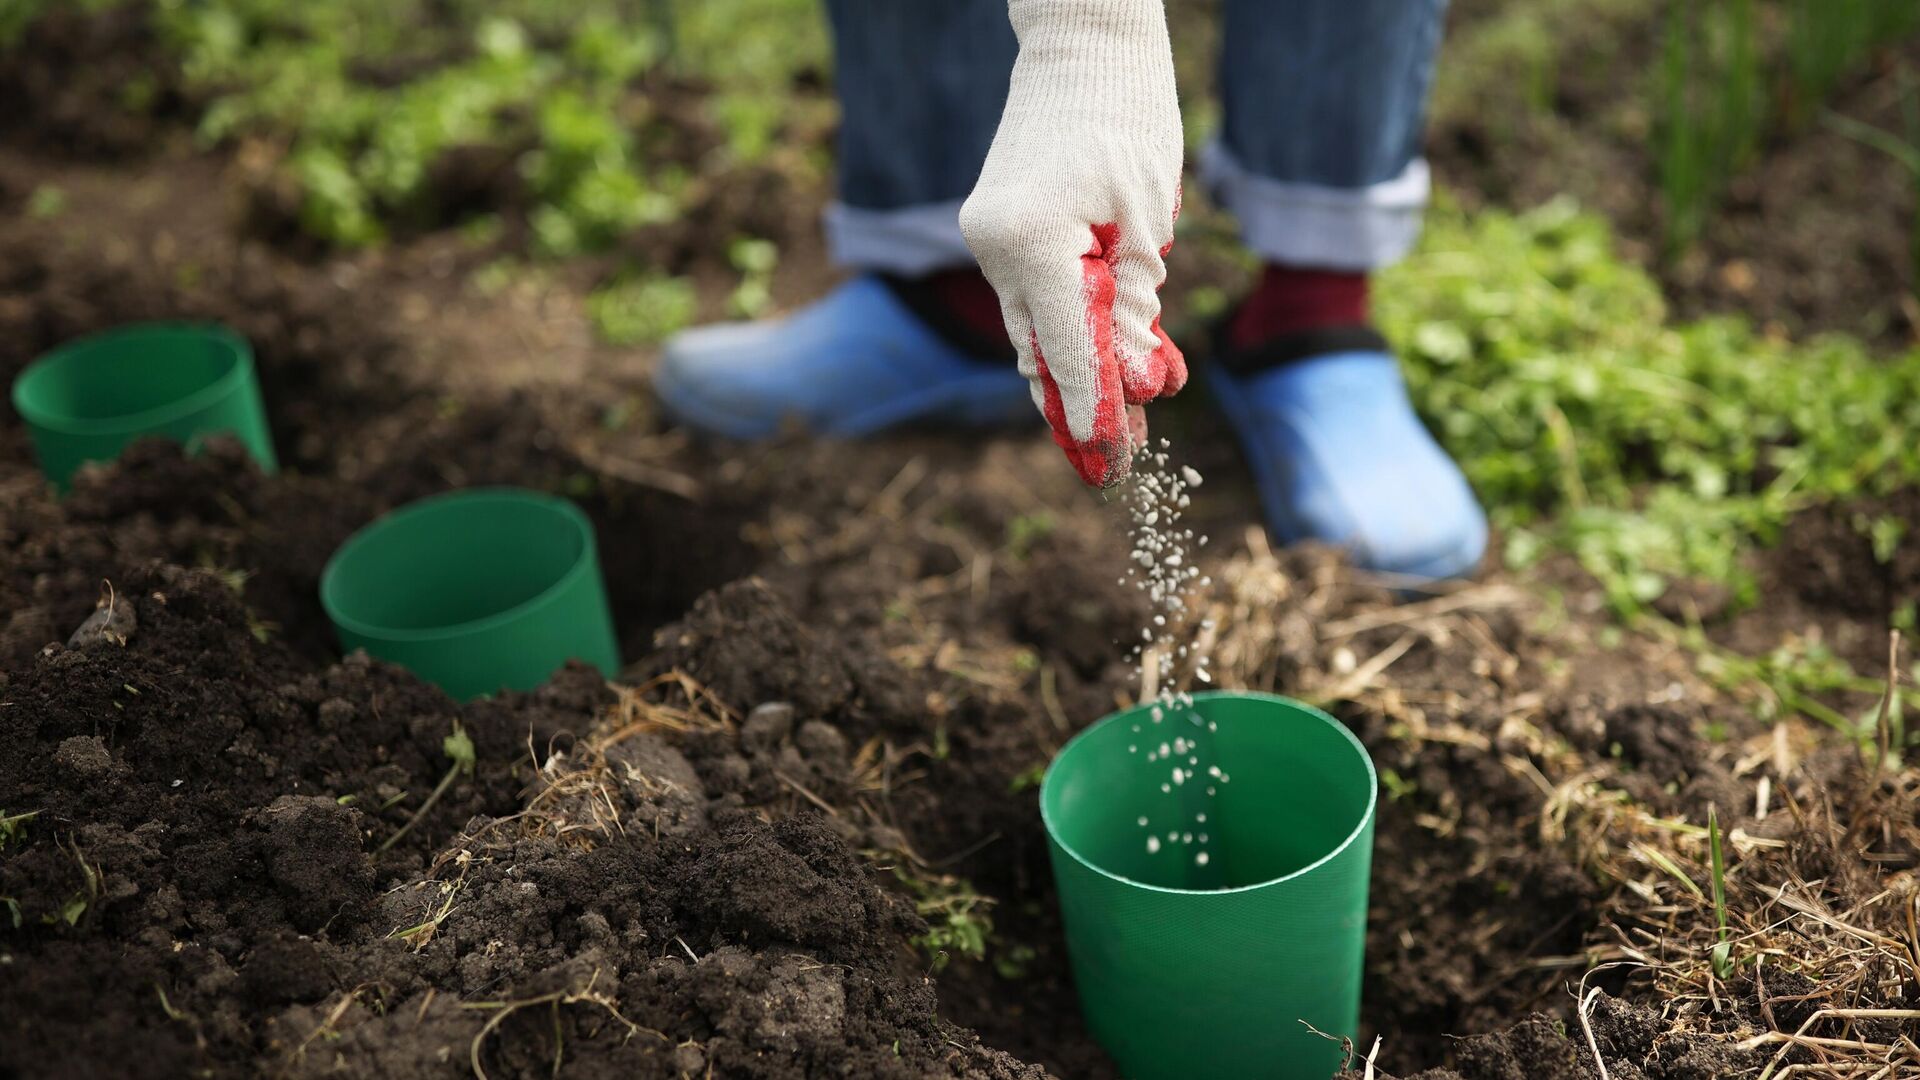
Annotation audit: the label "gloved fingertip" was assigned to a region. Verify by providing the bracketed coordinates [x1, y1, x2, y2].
[1065, 438, 1132, 489]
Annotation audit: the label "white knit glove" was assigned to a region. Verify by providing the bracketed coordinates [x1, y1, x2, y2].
[960, 0, 1187, 488]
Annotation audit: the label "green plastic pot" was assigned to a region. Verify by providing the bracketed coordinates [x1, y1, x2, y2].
[320, 488, 620, 700]
[1041, 691, 1378, 1080]
[11, 323, 277, 488]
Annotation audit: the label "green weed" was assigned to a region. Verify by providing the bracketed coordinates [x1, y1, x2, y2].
[1379, 769, 1418, 802]
[727, 237, 779, 319]
[588, 272, 698, 346]
[92, 0, 822, 251]
[25, 184, 66, 220]
[1006, 763, 1046, 794]
[1380, 199, 1920, 617]
[0, 810, 37, 847]
[53, 840, 102, 928]
[895, 869, 992, 973]
[994, 943, 1037, 980]
[377, 722, 476, 853]
[1707, 805, 1733, 979]
[1004, 513, 1055, 561]
[1786, 0, 1920, 127]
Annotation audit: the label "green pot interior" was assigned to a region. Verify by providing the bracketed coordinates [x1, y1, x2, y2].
[324, 491, 593, 637]
[1043, 691, 1375, 892]
[15, 325, 244, 430]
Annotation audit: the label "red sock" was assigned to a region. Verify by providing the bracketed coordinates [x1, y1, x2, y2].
[882, 267, 1014, 360]
[1227, 265, 1370, 352]
[923, 267, 1012, 351]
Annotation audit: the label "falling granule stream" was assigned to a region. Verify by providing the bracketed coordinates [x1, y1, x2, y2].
[1116, 439, 1223, 862]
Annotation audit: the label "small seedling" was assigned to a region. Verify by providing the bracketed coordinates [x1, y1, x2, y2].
[895, 868, 992, 973]
[993, 943, 1038, 980]
[379, 722, 477, 852]
[587, 272, 698, 347]
[1708, 804, 1733, 979]
[727, 237, 778, 319]
[1006, 764, 1046, 794]
[390, 879, 465, 950]
[1004, 513, 1055, 560]
[0, 810, 37, 848]
[1379, 768, 1417, 802]
[25, 184, 66, 220]
[52, 840, 101, 928]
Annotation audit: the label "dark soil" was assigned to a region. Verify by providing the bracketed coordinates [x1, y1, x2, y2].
[0, 218, 1904, 1071]
[1341, 991, 1763, 1080]
[0, 3, 187, 161]
[1768, 487, 1920, 623]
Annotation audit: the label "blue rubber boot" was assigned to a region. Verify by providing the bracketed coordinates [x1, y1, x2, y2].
[653, 275, 1035, 439]
[1210, 350, 1488, 581]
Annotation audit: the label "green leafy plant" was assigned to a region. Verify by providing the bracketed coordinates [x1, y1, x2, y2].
[727, 237, 779, 319]
[89, 0, 822, 252]
[1380, 199, 1920, 617]
[895, 869, 992, 973]
[588, 272, 698, 346]
[1007, 763, 1046, 794]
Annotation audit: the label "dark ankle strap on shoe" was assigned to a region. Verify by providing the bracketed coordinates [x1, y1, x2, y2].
[1211, 322, 1390, 376]
[879, 274, 1020, 365]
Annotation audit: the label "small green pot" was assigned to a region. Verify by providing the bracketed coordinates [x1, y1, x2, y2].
[320, 488, 621, 700]
[11, 323, 278, 488]
[1041, 691, 1378, 1080]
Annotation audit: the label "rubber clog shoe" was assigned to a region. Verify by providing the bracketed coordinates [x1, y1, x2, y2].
[654, 275, 1034, 440]
[1210, 349, 1488, 581]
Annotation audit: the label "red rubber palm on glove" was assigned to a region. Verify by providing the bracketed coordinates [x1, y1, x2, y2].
[960, 0, 1187, 488]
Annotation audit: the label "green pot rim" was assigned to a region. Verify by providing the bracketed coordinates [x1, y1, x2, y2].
[1040, 689, 1378, 897]
[319, 487, 602, 645]
[11, 322, 255, 436]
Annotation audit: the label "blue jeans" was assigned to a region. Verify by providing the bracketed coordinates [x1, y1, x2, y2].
[822, 0, 1447, 275]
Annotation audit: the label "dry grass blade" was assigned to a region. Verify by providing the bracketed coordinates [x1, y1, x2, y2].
[1578, 985, 1612, 1080]
[561, 437, 703, 501]
[1317, 584, 1525, 640]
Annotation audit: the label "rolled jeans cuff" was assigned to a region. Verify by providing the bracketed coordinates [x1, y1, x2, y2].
[1201, 139, 1430, 272]
[823, 198, 976, 276]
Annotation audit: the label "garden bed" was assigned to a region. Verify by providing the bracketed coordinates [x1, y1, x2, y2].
[3, 3, 1919, 1077]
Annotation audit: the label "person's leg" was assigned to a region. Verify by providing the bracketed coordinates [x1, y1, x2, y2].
[1208, 0, 1445, 277]
[1204, 0, 1487, 581]
[824, 0, 1014, 276]
[655, 1, 1026, 440]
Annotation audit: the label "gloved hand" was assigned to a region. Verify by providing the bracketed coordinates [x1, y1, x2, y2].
[959, 0, 1186, 488]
